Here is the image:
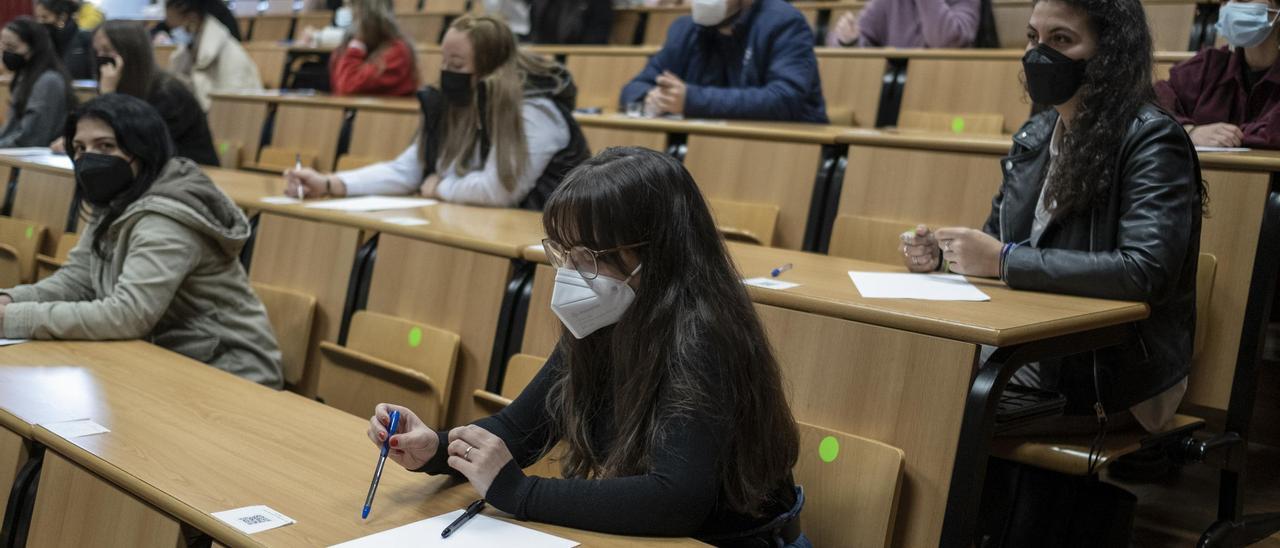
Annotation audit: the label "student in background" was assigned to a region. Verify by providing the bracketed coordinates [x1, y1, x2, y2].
[618, 0, 827, 123]
[367, 147, 808, 546]
[0, 95, 283, 388]
[0, 17, 75, 148]
[1156, 0, 1280, 148]
[34, 0, 95, 79]
[285, 15, 589, 209]
[165, 0, 262, 110]
[825, 0, 981, 48]
[329, 0, 419, 96]
[81, 21, 218, 165]
[902, 0, 1201, 436]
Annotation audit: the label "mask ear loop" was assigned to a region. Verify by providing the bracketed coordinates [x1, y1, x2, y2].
[623, 263, 643, 283]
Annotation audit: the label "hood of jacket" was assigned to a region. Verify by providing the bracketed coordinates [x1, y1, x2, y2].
[111, 156, 250, 257]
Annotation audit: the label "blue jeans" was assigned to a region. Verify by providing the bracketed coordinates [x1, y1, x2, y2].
[784, 533, 813, 548]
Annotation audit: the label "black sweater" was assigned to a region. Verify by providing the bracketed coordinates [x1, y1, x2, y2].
[50, 22, 94, 81]
[417, 351, 796, 541]
[149, 74, 220, 166]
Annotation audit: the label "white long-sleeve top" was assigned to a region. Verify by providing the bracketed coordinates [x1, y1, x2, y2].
[336, 97, 570, 207]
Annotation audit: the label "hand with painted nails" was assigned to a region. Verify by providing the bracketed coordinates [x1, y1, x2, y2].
[367, 403, 438, 470]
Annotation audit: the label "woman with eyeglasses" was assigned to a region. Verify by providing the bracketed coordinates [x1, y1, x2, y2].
[365, 147, 809, 547]
[1156, 0, 1280, 148]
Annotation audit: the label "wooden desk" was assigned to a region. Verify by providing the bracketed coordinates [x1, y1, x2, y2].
[519, 242, 1147, 548]
[0, 341, 702, 547]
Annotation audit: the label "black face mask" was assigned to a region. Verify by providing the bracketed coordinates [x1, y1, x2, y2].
[440, 70, 473, 105]
[75, 153, 135, 207]
[2, 51, 27, 72]
[1022, 43, 1088, 107]
[95, 55, 115, 68]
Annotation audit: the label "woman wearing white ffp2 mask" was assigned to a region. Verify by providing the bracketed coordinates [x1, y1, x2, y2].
[691, 0, 739, 27]
[362, 147, 809, 546]
[1155, 0, 1280, 149]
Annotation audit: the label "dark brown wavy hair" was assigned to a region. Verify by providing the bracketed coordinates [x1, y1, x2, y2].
[541, 147, 799, 517]
[1034, 0, 1153, 215]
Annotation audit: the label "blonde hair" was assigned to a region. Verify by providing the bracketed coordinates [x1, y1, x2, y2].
[438, 15, 563, 189]
[349, 0, 414, 68]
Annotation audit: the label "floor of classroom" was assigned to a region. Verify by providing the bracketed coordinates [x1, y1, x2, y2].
[1117, 324, 1280, 547]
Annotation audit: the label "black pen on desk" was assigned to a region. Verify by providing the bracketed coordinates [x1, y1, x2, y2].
[441, 499, 486, 538]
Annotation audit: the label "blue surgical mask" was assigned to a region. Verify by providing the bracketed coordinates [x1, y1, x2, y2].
[170, 26, 193, 46]
[1216, 2, 1280, 48]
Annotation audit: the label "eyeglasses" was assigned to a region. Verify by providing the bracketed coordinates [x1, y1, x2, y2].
[542, 238, 647, 280]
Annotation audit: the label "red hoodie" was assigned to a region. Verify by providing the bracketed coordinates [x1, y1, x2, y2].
[329, 38, 419, 96]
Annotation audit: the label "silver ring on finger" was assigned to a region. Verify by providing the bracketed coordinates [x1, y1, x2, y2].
[464, 445, 474, 461]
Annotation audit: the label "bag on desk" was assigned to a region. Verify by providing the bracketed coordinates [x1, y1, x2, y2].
[976, 458, 1136, 548]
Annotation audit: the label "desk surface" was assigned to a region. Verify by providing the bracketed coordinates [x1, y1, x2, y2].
[209, 168, 546, 259]
[524, 243, 1148, 347]
[0, 341, 702, 547]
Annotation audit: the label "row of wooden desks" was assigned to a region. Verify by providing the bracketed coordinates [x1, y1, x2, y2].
[0, 340, 701, 546]
[0, 148, 1272, 547]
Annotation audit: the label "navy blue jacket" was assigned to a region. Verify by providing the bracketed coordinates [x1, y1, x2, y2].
[619, 0, 827, 123]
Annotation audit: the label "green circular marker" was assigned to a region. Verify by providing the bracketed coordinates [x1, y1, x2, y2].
[24, 226, 32, 239]
[408, 326, 423, 348]
[819, 436, 840, 463]
[951, 117, 966, 134]
[219, 142, 230, 154]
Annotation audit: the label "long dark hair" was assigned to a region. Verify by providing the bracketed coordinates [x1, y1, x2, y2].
[166, 0, 242, 41]
[1034, 0, 1153, 215]
[36, 0, 79, 19]
[541, 147, 799, 516]
[96, 21, 159, 98]
[64, 94, 175, 258]
[4, 17, 74, 117]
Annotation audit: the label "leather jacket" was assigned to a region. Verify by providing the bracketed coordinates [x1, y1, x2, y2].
[982, 103, 1202, 414]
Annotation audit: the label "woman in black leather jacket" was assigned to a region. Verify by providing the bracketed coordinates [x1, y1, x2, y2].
[901, 0, 1204, 433]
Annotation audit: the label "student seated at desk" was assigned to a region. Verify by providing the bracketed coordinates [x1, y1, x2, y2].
[285, 15, 589, 209]
[164, 0, 262, 110]
[367, 147, 808, 546]
[0, 17, 75, 148]
[826, 0, 981, 48]
[34, 0, 94, 80]
[1156, 0, 1280, 149]
[328, 0, 419, 97]
[50, 21, 220, 167]
[901, 0, 1202, 435]
[618, 0, 827, 123]
[0, 95, 283, 389]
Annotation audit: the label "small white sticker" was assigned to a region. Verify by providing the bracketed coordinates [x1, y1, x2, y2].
[381, 216, 430, 226]
[43, 419, 110, 439]
[743, 277, 800, 290]
[213, 505, 296, 535]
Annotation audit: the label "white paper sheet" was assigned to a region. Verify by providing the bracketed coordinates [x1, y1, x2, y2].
[848, 271, 991, 301]
[212, 505, 296, 534]
[380, 216, 430, 226]
[743, 277, 801, 290]
[329, 510, 578, 548]
[0, 338, 28, 346]
[305, 196, 439, 212]
[43, 418, 110, 438]
[1195, 146, 1251, 153]
[260, 196, 302, 205]
[0, 147, 53, 156]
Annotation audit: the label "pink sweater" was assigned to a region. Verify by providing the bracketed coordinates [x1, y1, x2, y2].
[827, 0, 980, 48]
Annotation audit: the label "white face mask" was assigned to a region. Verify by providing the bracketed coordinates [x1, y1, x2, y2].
[692, 0, 732, 26]
[334, 6, 353, 28]
[550, 265, 641, 339]
[169, 26, 193, 46]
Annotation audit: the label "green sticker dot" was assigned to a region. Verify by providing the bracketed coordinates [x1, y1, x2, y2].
[407, 326, 423, 348]
[951, 117, 966, 134]
[219, 142, 230, 154]
[818, 436, 840, 463]
[24, 226, 33, 239]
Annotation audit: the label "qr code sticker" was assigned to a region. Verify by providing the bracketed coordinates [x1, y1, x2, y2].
[240, 514, 271, 526]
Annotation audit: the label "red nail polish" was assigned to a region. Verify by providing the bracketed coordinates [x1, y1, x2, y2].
[389, 437, 398, 447]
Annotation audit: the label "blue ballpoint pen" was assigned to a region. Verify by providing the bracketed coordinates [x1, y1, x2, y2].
[362, 410, 400, 519]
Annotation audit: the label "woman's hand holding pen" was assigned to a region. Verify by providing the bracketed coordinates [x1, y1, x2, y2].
[368, 403, 438, 470]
